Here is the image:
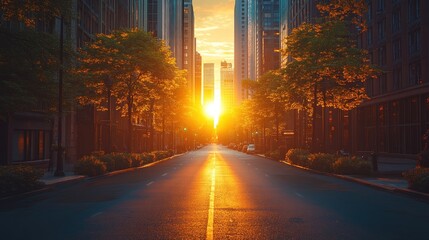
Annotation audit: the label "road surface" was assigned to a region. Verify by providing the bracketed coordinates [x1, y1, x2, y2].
[1, 144, 429, 239]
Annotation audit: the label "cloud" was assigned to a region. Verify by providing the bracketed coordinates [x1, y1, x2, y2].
[194, 0, 234, 66]
[195, 26, 220, 32]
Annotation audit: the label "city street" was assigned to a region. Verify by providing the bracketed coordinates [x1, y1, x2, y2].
[1, 144, 429, 239]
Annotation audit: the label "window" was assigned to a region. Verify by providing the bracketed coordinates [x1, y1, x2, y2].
[408, 0, 420, 23]
[367, 2, 372, 21]
[12, 130, 50, 162]
[408, 29, 421, 55]
[393, 39, 401, 62]
[378, 45, 386, 66]
[409, 61, 421, 85]
[377, 0, 385, 12]
[377, 19, 386, 40]
[380, 73, 387, 94]
[392, 9, 401, 33]
[393, 67, 402, 90]
[367, 27, 373, 45]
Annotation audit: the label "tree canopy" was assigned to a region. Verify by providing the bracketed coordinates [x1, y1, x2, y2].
[77, 29, 181, 152]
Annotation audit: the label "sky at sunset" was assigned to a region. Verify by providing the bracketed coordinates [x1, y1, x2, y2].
[194, 0, 235, 81]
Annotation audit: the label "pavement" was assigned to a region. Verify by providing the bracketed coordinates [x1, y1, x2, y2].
[35, 153, 428, 201]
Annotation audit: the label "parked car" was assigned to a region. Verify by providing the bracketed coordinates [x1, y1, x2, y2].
[241, 144, 248, 152]
[246, 144, 256, 154]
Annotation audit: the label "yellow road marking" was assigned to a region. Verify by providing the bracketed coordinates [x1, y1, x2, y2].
[206, 156, 216, 240]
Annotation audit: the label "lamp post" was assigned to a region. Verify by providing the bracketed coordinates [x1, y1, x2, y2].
[54, 16, 65, 177]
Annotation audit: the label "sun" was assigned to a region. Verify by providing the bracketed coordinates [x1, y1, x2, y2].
[204, 102, 221, 128]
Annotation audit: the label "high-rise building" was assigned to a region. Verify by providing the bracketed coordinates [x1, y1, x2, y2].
[143, 0, 184, 69]
[184, 0, 195, 103]
[282, 0, 429, 157]
[235, 0, 280, 96]
[195, 51, 202, 106]
[356, 0, 429, 155]
[220, 61, 234, 113]
[260, 0, 280, 74]
[203, 63, 215, 105]
[234, 0, 249, 104]
[247, 0, 260, 82]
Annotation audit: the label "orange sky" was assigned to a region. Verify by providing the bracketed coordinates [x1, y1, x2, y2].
[194, 0, 234, 79]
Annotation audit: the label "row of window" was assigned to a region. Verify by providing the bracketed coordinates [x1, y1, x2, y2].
[366, 60, 421, 96]
[369, 32, 420, 66]
[358, 94, 429, 154]
[368, 0, 420, 23]
[12, 130, 51, 162]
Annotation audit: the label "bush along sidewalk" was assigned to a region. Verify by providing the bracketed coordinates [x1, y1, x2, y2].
[285, 148, 373, 176]
[403, 168, 429, 193]
[0, 165, 45, 198]
[74, 150, 175, 177]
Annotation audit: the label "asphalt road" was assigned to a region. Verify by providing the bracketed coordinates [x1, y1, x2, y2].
[1, 144, 429, 240]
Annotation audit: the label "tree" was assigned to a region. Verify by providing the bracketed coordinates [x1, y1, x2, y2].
[77, 29, 177, 152]
[0, 0, 73, 120]
[0, 29, 59, 119]
[281, 1, 378, 151]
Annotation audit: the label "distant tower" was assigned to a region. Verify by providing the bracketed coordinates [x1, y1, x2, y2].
[220, 61, 234, 113]
[203, 63, 215, 105]
[195, 51, 202, 106]
[234, 0, 249, 104]
[184, 0, 195, 103]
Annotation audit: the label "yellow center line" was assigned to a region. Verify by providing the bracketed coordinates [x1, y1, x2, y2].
[206, 156, 216, 240]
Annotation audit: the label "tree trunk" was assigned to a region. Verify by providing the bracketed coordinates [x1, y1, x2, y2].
[127, 94, 133, 153]
[312, 83, 318, 152]
[148, 98, 155, 152]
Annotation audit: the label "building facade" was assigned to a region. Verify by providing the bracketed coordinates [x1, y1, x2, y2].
[195, 51, 202, 106]
[356, 0, 429, 156]
[203, 63, 215, 105]
[183, 0, 196, 104]
[220, 61, 234, 113]
[234, 0, 249, 104]
[235, 0, 281, 86]
[1, 0, 189, 165]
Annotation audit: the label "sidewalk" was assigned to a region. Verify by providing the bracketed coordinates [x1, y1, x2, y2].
[41, 170, 85, 185]
[272, 154, 429, 201]
[41, 162, 84, 186]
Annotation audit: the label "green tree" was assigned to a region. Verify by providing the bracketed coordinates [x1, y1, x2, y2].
[0, 29, 59, 119]
[281, 1, 377, 151]
[77, 29, 177, 152]
[0, 0, 74, 120]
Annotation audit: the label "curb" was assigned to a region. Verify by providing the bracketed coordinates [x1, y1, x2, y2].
[278, 160, 429, 202]
[87, 153, 184, 180]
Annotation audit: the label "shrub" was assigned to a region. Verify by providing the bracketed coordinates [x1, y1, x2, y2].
[99, 154, 116, 171]
[308, 153, 337, 172]
[332, 156, 373, 175]
[74, 155, 107, 176]
[110, 153, 132, 170]
[153, 151, 171, 161]
[130, 153, 143, 167]
[0, 165, 45, 197]
[403, 168, 429, 193]
[140, 153, 155, 165]
[266, 150, 281, 160]
[285, 149, 310, 166]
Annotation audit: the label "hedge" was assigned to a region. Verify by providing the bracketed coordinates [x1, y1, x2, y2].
[285, 149, 373, 176]
[332, 156, 372, 175]
[403, 168, 429, 193]
[75, 150, 174, 176]
[0, 165, 45, 197]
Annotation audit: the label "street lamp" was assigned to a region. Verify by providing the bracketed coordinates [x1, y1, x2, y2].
[55, 16, 65, 177]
